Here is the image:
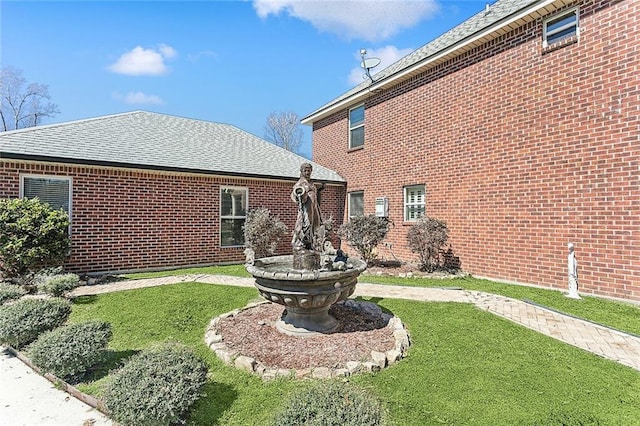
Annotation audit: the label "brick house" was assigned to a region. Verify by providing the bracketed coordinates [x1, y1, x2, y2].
[0, 111, 346, 275]
[303, 0, 639, 301]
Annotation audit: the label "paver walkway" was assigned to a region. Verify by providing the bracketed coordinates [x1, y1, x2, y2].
[72, 274, 640, 372]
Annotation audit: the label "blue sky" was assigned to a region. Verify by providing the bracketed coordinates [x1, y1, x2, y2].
[1, 0, 487, 158]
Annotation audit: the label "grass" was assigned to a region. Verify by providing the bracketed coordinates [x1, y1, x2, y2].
[121, 264, 640, 337]
[69, 282, 640, 425]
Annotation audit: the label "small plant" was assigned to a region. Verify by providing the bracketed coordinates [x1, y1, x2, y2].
[0, 197, 70, 280]
[243, 207, 288, 258]
[0, 282, 27, 305]
[407, 216, 449, 272]
[36, 270, 80, 296]
[103, 342, 209, 426]
[273, 380, 385, 426]
[0, 297, 71, 348]
[28, 320, 112, 381]
[338, 215, 390, 265]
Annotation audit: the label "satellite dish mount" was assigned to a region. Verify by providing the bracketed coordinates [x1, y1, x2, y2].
[360, 49, 381, 83]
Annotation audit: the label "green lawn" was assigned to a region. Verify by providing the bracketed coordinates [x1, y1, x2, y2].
[70, 282, 640, 425]
[121, 264, 640, 337]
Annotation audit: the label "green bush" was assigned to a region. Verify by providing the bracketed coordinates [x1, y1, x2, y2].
[338, 215, 390, 265]
[243, 207, 288, 258]
[36, 271, 80, 296]
[0, 197, 70, 279]
[28, 320, 112, 381]
[0, 282, 27, 304]
[407, 216, 449, 272]
[103, 343, 209, 426]
[0, 297, 71, 348]
[273, 381, 385, 426]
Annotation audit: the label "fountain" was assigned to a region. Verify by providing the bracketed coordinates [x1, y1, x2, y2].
[245, 162, 367, 335]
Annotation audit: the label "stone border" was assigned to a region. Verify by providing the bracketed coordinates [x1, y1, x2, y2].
[204, 300, 411, 380]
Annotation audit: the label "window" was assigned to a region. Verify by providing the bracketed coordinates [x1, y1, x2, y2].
[404, 185, 425, 222]
[349, 104, 364, 149]
[220, 186, 247, 247]
[543, 8, 578, 48]
[20, 175, 72, 217]
[348, 191, 364, 217]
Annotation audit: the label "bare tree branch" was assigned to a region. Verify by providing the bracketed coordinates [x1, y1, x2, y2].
[0, 66, 60, 131]
[263, 111, 303, 153]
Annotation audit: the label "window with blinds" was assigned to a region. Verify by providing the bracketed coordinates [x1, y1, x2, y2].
[404, 185, 425, 221]
[21, 175, 71, 215]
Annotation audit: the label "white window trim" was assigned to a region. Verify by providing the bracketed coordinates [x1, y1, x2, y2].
[404, 184, 425, 222]
[220, 186, 248, 247]
[348, 191, 364, 218]
[348, 104, 365, 149]
[543, 7, 579, 49]
[20, 174, 73, 233]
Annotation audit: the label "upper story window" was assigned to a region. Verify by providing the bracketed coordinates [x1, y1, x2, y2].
[20, 175, 72, 217]
[220, 186, 247, 247]
[543, 8, 579, 48]
[348, 191, 364, 217]
[349, 104, 365, 149]
[404, 185, 425, 222]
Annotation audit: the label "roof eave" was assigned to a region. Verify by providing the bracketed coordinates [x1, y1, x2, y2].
[301, 0, 565, 126]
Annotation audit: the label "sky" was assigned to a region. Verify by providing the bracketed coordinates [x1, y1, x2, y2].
[1, 0, 489, 158]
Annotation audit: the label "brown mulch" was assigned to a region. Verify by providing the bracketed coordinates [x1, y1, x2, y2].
[217, 302, 396, 370]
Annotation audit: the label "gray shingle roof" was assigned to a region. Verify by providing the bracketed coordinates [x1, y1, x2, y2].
[303, 0, 546, 123]
[0, 111, 345, 183]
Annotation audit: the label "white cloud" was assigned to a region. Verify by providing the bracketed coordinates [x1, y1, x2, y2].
[113, 91, 165, 105]
[108, 45, 177, 76]
[348, 45, 413, 85]
[253, 0, 439, 42]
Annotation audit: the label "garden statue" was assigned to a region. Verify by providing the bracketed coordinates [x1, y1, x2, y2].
[567, 243, 581, 299]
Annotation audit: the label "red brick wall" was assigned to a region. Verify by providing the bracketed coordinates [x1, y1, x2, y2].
[0, 161, 345, 274]
[312, 0, 640, 301]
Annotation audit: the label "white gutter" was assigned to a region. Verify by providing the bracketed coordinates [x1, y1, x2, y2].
[301, 0, 560, 125]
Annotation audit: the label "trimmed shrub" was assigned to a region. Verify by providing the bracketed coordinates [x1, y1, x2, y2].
[103, 343, 209, 426]
[0, 297, 71, 348]
[28, 320, 112, 381]
[407, 216, 449, 272]
[243, 207, 288, 258]
[36, 271, 80, 297]
[273, 381, 385, 426]
[338, 215, 390, 265]
[0, 197, 70, 279]
[0, 282, 27, 305]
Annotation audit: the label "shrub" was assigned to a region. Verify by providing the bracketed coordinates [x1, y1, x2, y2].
[338, 215, 390, 265]
[0, 197, 70, 279]
[273, 381, 385, 426]
[36, 271, 80, 297]
[243, 207, 288, 258]
[103, 343, 209, 426]
[28, 320, 112, 381]
[0, 297, 71, 348]
[0, 282, 27, 305]
[407, 216, 449, 272]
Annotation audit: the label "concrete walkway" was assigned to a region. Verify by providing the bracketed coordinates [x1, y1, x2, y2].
[3, 274, 639, 425]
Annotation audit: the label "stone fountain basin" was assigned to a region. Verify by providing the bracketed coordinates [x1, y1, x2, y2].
[246, 255, 367, 335]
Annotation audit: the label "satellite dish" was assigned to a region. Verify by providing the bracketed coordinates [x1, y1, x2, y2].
[361, 57, 381, 70]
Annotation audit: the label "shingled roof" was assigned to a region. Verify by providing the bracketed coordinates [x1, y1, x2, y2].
[302, 0, 567, 124]
[0, 111, 345, 183]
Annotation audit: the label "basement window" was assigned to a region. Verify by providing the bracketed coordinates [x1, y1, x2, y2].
[543, 8, 579, 48]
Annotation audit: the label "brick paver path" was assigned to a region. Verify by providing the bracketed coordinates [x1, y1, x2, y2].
[72, 274, 640, 372]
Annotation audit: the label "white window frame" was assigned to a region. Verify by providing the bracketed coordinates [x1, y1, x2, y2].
[220, 186, 248, 247]
[348, 104, 365, 149]
[20, 174, 72, 216]
[404, 185, 425, 222]
[348, 191, 364, 218]
[543, 8, 579, 48]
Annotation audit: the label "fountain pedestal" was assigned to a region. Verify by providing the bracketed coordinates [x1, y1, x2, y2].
[246, 255, 367, 336]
